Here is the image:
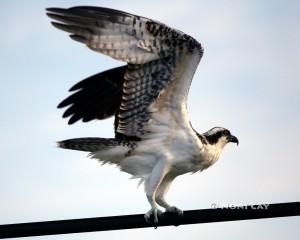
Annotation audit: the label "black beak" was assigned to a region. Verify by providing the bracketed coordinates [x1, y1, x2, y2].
[228, 135, 239, 145]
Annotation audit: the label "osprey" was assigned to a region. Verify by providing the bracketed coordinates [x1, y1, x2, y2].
[47, 6, 238, 223]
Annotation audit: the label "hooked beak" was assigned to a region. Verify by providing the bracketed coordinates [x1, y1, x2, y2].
[227, 135, 239, 146]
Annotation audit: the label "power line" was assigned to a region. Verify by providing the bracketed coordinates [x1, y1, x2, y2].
[0, 201, 299, 239]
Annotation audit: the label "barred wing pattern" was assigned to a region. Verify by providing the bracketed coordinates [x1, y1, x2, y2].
[47, 6, 203, 137]
[118, 57, 175, 136]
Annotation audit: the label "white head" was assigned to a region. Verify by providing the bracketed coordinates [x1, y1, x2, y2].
[203, 127, 239, 148]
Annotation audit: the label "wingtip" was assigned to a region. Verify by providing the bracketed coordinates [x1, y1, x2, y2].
[68, 84, 81, 92]
[68, 116, 80, 125]
[45, 7, 53, 12]
[50, 21, 65, 30]
[56, 141, 64, 148]
[46, 7, 67, 13]
[57, 98, 72, 108]
[57, 102, 65, 109]
[46, 12, 63, 21]
[70, 34, 86, 43]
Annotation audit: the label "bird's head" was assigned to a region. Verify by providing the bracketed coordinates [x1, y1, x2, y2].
[203, 127, 239, 148]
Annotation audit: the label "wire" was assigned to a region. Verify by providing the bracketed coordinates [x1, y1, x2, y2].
[0, 201, 299, 239]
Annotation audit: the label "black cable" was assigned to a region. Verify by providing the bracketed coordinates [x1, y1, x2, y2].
[0, 202, 299, 239]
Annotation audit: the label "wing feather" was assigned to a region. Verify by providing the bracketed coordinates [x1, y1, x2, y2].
[57, 66, 126, 124]
[47, 6, 160, 64]
[47, 6, 203, 137]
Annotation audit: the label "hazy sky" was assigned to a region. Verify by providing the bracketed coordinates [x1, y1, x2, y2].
[0, 0, 299, 239]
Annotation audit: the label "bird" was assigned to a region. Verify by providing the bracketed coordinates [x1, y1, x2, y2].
[46, 6, 239, 223]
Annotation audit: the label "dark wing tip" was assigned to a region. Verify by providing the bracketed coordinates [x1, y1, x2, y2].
[57, 140, 64, 148]
[50, 21, 68, 31]
[68, 6, 132, 16]
[68, 115, 82, 125]
[46, 7, 67, 14]
[57, 99, 69, 109]
[46, 6, 134, 20]
[69, 34, 86, 43]
[69, 82, 83, 92]
[46, 12, 56, 19]
[50, 21, 80, 34]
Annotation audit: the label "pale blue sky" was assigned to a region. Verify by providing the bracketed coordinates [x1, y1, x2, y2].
[0, 0, 299, 239]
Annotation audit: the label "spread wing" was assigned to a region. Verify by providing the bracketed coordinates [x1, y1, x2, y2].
[47, 6, 203, 138]
[57, 66, 126, 124]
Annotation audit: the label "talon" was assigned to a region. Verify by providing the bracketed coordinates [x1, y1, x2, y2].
[144, 208, 163, 223]
[166, 206, 184, 216]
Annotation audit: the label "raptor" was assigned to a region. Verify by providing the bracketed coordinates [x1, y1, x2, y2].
[46, 6, 239, 223]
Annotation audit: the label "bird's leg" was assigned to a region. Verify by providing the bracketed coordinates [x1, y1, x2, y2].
[155, 175, 183, 216]
[155, 174, 173, 209]
[144, 159, 170, 223]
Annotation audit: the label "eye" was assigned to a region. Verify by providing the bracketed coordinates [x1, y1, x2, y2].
[223, 130, 230, 136]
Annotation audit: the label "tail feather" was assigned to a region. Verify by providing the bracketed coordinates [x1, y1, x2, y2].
[57, 137, 128, 152]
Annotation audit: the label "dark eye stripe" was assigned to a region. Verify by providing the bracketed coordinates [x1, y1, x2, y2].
[223, 130, 230, 136]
